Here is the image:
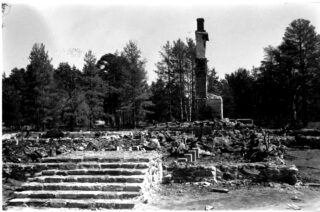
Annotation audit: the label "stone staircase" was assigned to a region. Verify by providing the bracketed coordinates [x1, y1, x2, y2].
[7, 151, 162, 209]
[178, 148, 200, 162]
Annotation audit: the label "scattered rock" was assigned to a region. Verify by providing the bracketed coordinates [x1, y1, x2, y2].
[211, 188, 229, 193]
[268, 182, 281, 188]
[162, 174, 173, 184]
[287, 203, 301, 210]
[290, 195, 301, 201]
[194, 181, 212, 187]
[205, 205, 214, 210]
[307, 183, 320, 187]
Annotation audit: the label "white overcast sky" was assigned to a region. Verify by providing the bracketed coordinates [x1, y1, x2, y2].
[2, 0, 320, 83]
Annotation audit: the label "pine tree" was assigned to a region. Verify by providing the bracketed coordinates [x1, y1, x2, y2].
[155, 41, 174, 121]
[280, 19, 320, 126]
[82, 50, 106, 129]
[54, 63, 87, 130]
[121, 41, 152, 127]
[24, 43, 54, 131]
[2, 68, 26, 128]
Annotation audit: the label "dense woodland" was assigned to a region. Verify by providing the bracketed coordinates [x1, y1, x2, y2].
[2, 19, 320, 130]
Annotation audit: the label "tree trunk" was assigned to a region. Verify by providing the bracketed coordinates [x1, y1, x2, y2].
[167, 64, 172, 122]
[179, 64, 184, 121]
[299, 39, 308, 127]
[191, 62, 195, 121]
[36, 107, 40, 131]
[292, 94, 298, 128]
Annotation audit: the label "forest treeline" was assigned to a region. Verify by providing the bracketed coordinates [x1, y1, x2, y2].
[2, 19, 320, 130]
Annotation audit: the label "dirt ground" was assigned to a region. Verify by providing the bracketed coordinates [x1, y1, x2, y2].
[138, 183, 320, 211]
[285, 148, 320, 183]
[136, 148, 320, 211]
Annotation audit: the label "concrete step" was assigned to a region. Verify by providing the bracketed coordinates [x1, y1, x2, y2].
[6, 152, 162, 210]
[14, 190, 142, 199]
[43, 162, 150, 170]
[29, 175, 145, 183]
[42, 157, 150, 163]
[8, 198, 138, 209]
[22, 182, 143, 192]
[41, 168, 148, 176]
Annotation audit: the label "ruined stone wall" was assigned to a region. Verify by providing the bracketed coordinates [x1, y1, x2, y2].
[140, 156, 163, 203]
[215, 163, 298, 185]
[172, 166, 216, 182]
[167, 163, 299, 185]
[144, 156, 163, 189]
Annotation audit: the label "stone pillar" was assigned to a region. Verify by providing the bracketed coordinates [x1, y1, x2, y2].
[195, 18, 209, 120]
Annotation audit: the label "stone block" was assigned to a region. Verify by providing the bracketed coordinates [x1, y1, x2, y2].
[100, 164, 118, 169]
[49, 201, 67, 208]
[59, 193, 79, 199]
[184, 153, 193, 162]
[192, 148, 200, 159]
[188, 150, 197, 162]
[42, 170, 56, 176]
[177, 158, 188, 163]
[79, 164, 99, 169]
[61, 164, 77, 170]
[67, 202, 91, 209]
[63, 177, 77, 182]
[77, 177, 91, 182]
[132, 146, 140, 151]
[68, 170, 87, 175]
[136, 164, 149, 169]
[22, 184, 42, 190]
[45, 178, 62, 183]
[29, 201, 49, 207]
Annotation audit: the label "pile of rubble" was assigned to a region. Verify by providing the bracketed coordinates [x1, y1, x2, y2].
[2, 119, 296, 164]
[2, 130, 154, 163]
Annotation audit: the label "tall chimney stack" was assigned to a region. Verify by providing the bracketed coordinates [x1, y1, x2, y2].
[194, 18, 224, 120]
[197, 18, 205, 32]
[195, 18, 209, 120]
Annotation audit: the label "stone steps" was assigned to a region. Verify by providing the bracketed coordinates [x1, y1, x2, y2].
[41, 168, 148, 176]
[5, 162, 148, 169]
[14, 190, 142, 199]
[42, 157, 150, 163]
[8, 198, 138, 209]
[29, 175, 145, 183]
[178, 148, 200, 162]
[6, 152, 162, 209]
[21, 182, 143, 192]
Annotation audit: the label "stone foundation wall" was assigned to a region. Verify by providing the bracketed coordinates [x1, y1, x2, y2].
[167, 162, 299, 185]
[216, 163, 298, 185]
[295, 135, 320, 148]
[172, 166, 216, 182]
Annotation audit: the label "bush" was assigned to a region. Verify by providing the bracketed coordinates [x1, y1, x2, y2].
[42, 129, 64, 138]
